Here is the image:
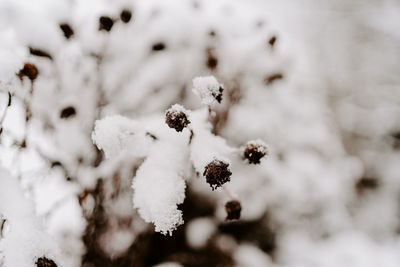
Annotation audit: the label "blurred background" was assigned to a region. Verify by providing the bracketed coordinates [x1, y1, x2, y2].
[0, 0, 400, 266]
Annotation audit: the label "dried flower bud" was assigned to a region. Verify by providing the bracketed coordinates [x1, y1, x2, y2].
[36, 257, 57, 267]
[99, 16, 114, 32]
[165, 104, 190, 132]
[203, 159, 232, 190]
[120, 9, 132, 23]
[60, 106, 76, 119]
[17, 63, 38, 81]
[59, 23, 74, 39]
[225, 200, 241, 220]
[192, 76, 223, 105]
[206, 48, 218, 70]
[243, 140, 268, 164]
[152, 42, 166, 51]
[355, 177, 379, 195]
[268, 36, 277, 48]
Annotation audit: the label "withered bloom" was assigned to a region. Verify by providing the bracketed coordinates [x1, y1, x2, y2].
[225, 200, 241, 220]
[203, 159, 232, 190]
[165, 104, 190, 132]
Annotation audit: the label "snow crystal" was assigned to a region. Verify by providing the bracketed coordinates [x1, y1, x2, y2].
[192, 76, 223, 105]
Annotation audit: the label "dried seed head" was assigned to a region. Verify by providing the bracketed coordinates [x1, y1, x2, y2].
[17, 63, 38, 81]
[120, 9, 132, 23]
[203, 159, 232, 190]
[243, 140, 268, 164]
[268, 36, 277, 48]
[152, 42, 166, 51]
[225, 200, 241, 220]
[99, 16, 114, 32]
[165, 104, 190, 132]
[36, 257, 57, 267]
[60, 106, 76, 119]
[355, 177, 379, 195]
[59, 23, 74, 39]
[206, 48, 218, 70]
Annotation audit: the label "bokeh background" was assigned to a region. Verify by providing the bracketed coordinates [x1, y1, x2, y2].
[1, 0, 400, 266]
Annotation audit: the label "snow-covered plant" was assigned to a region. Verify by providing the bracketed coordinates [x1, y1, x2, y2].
[0, 169, 60, 266]
[93, 75, 268, 235]
[1, 0, 399, 266]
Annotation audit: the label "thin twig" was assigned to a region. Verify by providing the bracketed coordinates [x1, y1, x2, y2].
[0, 92, 12, 135]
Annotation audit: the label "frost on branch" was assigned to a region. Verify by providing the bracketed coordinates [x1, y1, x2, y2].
[0, 168, 60, 267]
[93, 114, 189, 235]
[192, 76, 224, 105]
[132, 139, 189, 235]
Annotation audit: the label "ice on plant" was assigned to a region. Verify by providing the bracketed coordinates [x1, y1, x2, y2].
[192, 76, 223, 105]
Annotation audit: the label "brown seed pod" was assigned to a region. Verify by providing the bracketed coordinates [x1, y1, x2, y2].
[203, 159, 232, 190]
[268, 36, 277, 48]
[243, 140, 268, 164]
[206, 47, 218, 70]
[120, 9, 132, 23]
[165, 104, 190, 132]
[225, 200, 241, 220]
[36, 257, 57, 267]
[17, 63, 39, 81]
[59, 23, 74, 39]
[60, 106, 76, 119]
[152, 42, 166, 51]
[99, 16, 114, 32]
[214, 86, 223, 103]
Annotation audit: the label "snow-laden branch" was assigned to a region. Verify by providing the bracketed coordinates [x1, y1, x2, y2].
[132, 138, 189, 235]
[92, 115, 152, 159]
[0, 168, 60, 267]
[189, 108, 236, 189]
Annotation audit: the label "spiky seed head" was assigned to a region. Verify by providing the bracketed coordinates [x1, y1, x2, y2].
[203, 159, 232, 190]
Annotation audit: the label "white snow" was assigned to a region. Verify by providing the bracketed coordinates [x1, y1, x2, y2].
[192, 76, 223, 105]
[185, 217, 216, 249]
[92, 115, 151, 159]
[0, 168, 61, 267]
[189, 108, 235, 179]
[166, 104, 189, 115]
[132, 137, 189, 235]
